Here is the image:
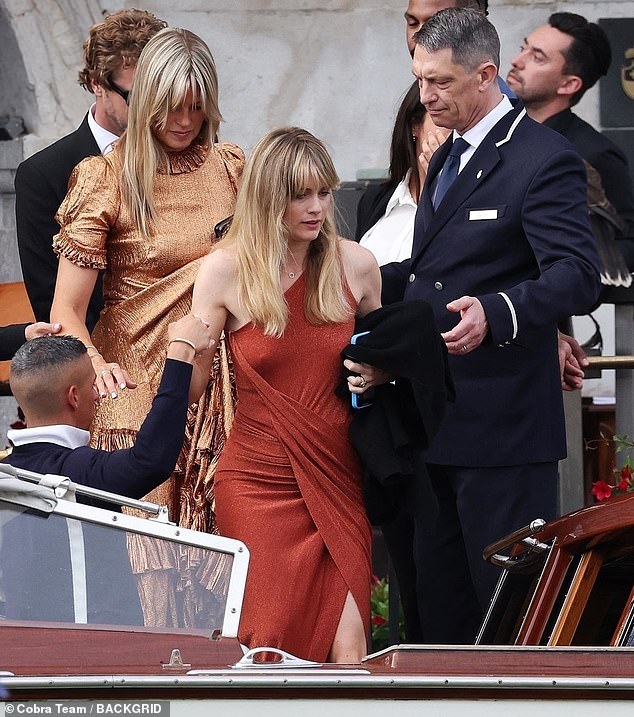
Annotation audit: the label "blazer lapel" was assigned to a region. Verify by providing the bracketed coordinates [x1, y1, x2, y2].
[77, 113, 102, 156]
[413, 137, 451, 257]
[412, 106, 527, 265]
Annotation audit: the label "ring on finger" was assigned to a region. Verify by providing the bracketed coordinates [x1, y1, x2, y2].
[358, 375, 367, 388]
[100, 369, 112, 377]
[462, 344, 468, 353]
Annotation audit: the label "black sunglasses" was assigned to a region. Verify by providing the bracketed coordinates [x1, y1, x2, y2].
[108, 78, 130, 104]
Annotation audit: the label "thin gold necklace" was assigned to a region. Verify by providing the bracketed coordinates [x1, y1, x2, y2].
[286, 252, 302, 279]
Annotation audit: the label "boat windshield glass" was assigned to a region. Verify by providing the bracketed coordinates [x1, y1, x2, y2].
[0, 503, 234, 631]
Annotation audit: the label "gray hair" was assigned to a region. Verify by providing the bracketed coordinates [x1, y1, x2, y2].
[11, 335, 87, 378]
[414, 7, 500, 70]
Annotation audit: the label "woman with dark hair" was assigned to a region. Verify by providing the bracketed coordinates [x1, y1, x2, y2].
[355, 80, 448, 264]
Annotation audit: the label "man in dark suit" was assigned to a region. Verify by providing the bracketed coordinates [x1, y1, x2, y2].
[506, 12, 634, 270]
[14, 9, 166, 331]
[0, 322, 60, 361]
[354, 7, 601, 644]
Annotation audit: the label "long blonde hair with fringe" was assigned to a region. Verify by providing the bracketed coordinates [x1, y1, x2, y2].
[121, 28, 222, 236]
[220, 127, 352, 337]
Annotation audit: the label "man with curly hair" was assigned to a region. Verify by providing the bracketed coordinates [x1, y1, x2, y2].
[15, 9, 166, 331]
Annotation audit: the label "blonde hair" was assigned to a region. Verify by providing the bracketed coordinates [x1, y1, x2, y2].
[121, 28, 222, 236]
[221, 127, 351, 337]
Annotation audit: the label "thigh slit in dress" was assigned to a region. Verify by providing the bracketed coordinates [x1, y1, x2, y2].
[215, 274, 372, 661]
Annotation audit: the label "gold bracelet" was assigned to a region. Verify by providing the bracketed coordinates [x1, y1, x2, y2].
[169, 337, 197, 352]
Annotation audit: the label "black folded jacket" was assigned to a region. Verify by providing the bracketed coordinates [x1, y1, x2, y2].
[339, 300, 455, 523]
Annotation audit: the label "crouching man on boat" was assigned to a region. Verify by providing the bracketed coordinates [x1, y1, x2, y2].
[0, 315, 213, 624]
[2, 314, 213, 496]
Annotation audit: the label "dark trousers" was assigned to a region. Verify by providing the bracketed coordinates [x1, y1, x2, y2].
[417, 462, 558, 644]
[383, 461, 558, 645]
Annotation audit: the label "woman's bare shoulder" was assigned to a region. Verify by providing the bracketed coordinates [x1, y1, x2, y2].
[338, 237, 378, 272]
[198, 245, 238, 286]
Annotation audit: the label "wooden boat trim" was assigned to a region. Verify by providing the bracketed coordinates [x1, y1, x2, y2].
[5, 672, 634, 700]
[515, 543, 574, 644]
[548, 548, 605, 645]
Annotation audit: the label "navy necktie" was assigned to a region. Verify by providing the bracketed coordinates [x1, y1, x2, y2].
[433, 137, 470, 209]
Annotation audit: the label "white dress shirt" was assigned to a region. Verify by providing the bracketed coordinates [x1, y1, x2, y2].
[8, 424, 90, 449]
[360, 170, 418, 266]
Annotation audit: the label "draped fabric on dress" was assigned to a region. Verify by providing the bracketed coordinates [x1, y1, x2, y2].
[53, 140, 243, 625]
[215, 275, 372, 662]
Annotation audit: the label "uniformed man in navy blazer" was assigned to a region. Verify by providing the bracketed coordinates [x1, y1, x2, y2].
[354, 8, 601, 644]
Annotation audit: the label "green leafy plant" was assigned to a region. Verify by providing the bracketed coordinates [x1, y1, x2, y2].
[370, 575, 405, 651]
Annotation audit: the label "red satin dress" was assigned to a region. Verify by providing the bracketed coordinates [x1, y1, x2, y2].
[215, 274, 372, 661]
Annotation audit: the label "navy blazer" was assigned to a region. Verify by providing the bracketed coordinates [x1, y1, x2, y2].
[15, 114, 104, 330]
[382, 105, 601, 467]
[3, 358, 192, 499]
[1, 358, 192, 624]
[0, 324, 27, 361]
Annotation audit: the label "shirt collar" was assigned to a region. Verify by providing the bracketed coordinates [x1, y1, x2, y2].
[8, 425, 91, 449]
[87, 103, 120, 154]
[385, 170, 417, 215]
[456, 94, 514, 150]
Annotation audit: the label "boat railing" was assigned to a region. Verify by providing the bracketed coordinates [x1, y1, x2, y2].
[483, 518, 549, 568]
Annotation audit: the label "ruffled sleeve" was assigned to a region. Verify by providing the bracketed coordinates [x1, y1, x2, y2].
[53, 154, 121, 270]
[216, 142, 245, 195]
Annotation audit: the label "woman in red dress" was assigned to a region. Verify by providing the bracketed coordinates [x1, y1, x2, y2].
[190, 127, 382, 662]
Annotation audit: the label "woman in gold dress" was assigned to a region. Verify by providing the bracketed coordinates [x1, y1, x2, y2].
[50, 28, 243, 622]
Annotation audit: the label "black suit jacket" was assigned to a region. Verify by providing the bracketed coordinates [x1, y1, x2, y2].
[544, 108, 634, 268]
[15, 114, 104, 330]
[0, 324, 27, 361]
[382, 105, 601, 467]
[340, 301, 454, 523]
[354, 180, 398, 242]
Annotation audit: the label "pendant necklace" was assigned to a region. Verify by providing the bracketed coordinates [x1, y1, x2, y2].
[286, 252, 302, 279]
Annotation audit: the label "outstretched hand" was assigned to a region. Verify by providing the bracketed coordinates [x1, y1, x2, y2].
[24, 322, 62, 341]
[441, 296, 488, 355]
[168, 314, 216, 358]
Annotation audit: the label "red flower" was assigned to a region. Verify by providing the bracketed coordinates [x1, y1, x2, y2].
[617, 465, 633, 493]
[371, 615, 387, 627]
[592, 480, 614, 501]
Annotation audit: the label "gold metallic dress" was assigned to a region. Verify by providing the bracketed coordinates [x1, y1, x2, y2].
[54, 140, 243, 625]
